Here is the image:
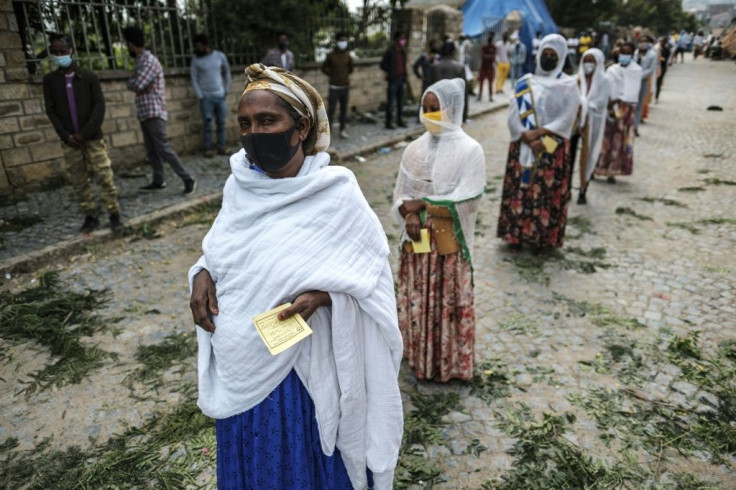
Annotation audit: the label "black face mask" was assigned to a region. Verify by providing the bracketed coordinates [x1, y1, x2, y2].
[540, 56, 557, 71]
[241, 125, 300, 173]
[278, 42, 288, 50]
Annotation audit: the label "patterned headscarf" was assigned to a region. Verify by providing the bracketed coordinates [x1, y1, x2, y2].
[242, 63, 330, 155]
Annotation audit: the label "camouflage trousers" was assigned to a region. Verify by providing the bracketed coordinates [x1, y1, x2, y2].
[62, 138, 120, 217]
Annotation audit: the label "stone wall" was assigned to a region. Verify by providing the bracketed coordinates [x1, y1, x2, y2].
[0, 59, 387, 193]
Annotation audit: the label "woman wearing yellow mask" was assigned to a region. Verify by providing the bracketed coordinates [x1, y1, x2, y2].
[392, 78, 486, 382]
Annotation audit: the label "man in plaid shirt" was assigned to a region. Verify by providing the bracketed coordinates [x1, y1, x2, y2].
[123, 26, 196, 194]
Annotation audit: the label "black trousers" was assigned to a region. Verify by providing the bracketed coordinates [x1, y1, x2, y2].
[327, 87, 349, 131]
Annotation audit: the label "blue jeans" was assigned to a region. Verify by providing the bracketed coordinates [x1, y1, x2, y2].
[199, 95, 227, 151]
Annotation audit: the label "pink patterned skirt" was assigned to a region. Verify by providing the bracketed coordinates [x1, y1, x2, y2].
[397, 233, 475, 382]
[595, 102, 636, 177]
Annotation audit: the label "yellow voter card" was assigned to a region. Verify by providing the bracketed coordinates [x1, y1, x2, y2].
[252, 303, 313, 355]
[411, 228, 431, 254]
[542, 135, 558, 154]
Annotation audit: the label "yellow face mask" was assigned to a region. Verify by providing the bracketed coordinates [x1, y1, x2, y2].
[422, 110, 444, 135]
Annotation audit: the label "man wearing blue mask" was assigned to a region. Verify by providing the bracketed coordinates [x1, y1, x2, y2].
[43, 34, 122, 234]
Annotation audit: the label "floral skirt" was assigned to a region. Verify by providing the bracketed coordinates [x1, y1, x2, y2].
[397, 236, 475, 382]
[496, 138, 573, 248]
[595, 102, 636, 177]
[215, 370, 354, 489]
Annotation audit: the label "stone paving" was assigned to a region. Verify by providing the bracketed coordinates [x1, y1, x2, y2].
[1, 59, 735, 489]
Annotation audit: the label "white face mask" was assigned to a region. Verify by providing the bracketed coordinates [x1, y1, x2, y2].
[583, 62, 596, 75]
[337, 41, 348, 51]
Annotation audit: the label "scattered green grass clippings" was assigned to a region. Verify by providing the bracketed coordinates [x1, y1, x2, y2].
[394, 446, 446, 489]
[670, 472, 722, 489]
[667, 218, 736, 236]
[567, 215, 595, 239]
[464, 439, 488, 457]
[127, 331, 197, 392]
[552, 293, 608, 318]
[0, 214, 43, 233]
[560, 246, 611, 274]
[699, 217, 736, 226]
[0, 272, 113, 395]
[703, 177, 736, 186]
[565, 246, 607, 259]
[492, 405, 650, 489]
[505, 253, 550, 286]
[637, 197, 688, 208]
[0, 400, 215, 490]
[0, 437, 19, 453]
[136, 221, 161, 240]
[395, 391, 462, 488]
[678, 186, 705, 192]
[0, 437, 89, 490]
[470, 359, 514, 404]
[703, 264, 733, 275]
[573, 331, 736, 467]
[615, 207, 653, 221]
[499, 312, 540, 336]
[402, 391, 463, 447]
[667, 221, 702, 234]
[526, 365, 559, 386]
[696, 169, 711, 174]
[551, 294, 644, 331]
[580, 336, 648, 386]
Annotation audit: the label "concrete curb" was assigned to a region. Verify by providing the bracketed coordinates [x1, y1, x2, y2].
[2, 101, 508, 276]
[2, 193, 223, 275]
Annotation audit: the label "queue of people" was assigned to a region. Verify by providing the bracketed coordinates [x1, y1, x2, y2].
[41, 22, 702, 488]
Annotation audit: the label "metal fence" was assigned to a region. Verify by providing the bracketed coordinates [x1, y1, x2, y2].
[13, 0, 210, 74]
[12, 0, 391, 75]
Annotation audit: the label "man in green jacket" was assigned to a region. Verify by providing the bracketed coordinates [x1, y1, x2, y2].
[321, 32, 353, 139]
[43, 34, 122, 234]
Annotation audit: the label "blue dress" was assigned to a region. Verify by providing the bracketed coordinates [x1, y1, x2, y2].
[215, 370, 354, 489]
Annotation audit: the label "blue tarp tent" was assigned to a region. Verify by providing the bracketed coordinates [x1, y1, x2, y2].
[462, 0, 558, 71]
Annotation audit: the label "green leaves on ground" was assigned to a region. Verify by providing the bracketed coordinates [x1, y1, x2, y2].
[1, 399, 215, 490]
[0, 272, 115, 395]
[489, 405, 649, 489]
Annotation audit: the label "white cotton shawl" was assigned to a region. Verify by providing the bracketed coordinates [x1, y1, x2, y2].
[391, 78, 486, 261]
[606, 61, 643, 104]
[188, 150, 404, 490]
[509, 34, 580, 168]
[577, 48, 611, 181]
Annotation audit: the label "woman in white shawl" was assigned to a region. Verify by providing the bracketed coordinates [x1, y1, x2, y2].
[392, 78, 486, 382]
[595, 41, 642, 182]
[575, 48, 610, 204]
[497, 34, 580, 253]
[188, 64, 403, 490]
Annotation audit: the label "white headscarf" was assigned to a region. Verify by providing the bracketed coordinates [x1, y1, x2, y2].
[577, 48, 611, 180]
[606, 50, 642, 104]
[392, 78, 486, 262]
[508, 34, 580, 167]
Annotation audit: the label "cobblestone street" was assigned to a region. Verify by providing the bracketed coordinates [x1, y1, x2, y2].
[1, 57, 734, 488]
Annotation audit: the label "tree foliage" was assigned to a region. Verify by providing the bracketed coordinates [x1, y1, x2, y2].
[547, 0, 701, 34]
[208, 0, 349, 64]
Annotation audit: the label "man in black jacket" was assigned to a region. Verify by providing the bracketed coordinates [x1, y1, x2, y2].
[430, 41, 469, 122]
[43, 34, 122, 233]
[380, 31, 408, 129]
